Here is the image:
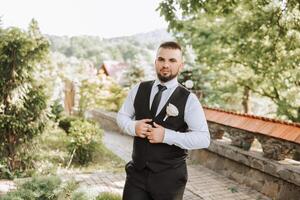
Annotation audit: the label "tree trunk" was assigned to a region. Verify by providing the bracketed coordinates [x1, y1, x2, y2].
[4, 130, 17, 171]
[242, 86, 251, 113]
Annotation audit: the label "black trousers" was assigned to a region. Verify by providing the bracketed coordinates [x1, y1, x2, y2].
[122, 161, 187, 200]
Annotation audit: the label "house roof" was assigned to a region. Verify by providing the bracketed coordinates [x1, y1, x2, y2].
[99, 61, 128, 79]
[203, 106, 300, 144]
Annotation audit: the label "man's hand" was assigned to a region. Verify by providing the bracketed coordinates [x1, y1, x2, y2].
[146, 122, 165, 143]
[135, 119, 152, 138]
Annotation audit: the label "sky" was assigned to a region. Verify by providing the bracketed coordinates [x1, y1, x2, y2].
[0, 0, 168, 38]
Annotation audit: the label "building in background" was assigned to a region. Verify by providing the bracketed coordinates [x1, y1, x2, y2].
[98, 61, 128, 85]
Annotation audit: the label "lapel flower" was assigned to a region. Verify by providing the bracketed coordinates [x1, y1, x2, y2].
[163, 103, 179, 121]
[184, 80, 194, 89]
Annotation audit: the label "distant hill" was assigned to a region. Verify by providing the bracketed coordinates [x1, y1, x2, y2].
[47, 29, 174, 66]
[109, 29, 174, 48]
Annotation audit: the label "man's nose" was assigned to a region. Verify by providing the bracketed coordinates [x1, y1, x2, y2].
[163, 62, 170, 68]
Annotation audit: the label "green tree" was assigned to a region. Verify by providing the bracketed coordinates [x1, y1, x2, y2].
[78, 72, 127, 115]
[123, 58, 145, 87]
[158, 0, 300, 122]
[0, 19, 49, 175]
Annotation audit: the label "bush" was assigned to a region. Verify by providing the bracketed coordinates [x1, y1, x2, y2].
[96, 192, 122, 200]
[0, 161, 13, 180]
[50, 99, 64, 122]
[57, 179, 88, 200]
[0, 143, 37, 179]
[67, 119, 103, 166]
[0, 176, 61, 200]
[0, 176, 87, 200]
[58, 116, 78, 134]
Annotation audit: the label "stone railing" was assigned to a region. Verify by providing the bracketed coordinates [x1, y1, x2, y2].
[204, 107, 300, 161]
[208, 122, 300, 160]
[87, 109, 300, 200]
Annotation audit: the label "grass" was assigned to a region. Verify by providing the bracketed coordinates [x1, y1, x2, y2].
[96, 192, 121, 200]
[31, 121, 125, 175]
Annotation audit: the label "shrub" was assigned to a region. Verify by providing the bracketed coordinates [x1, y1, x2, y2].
[96, 192, 122, 200]
[57, 179, 88, 200]
[67, 119, 102, 166]
[58, 116, 78, 134]
[0, 160, 13, 179]
[0, 142, 37, 179]
[50, 99, 64, 122]
[0, 176, 87, 200]
[0, 176, 61, 200]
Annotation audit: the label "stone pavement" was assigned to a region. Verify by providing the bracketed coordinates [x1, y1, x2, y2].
[95, 130, 271, 200]
[0, 130, 271, 200]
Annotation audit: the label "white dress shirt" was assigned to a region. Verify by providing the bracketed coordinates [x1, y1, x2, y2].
[117, 78, 210, 150]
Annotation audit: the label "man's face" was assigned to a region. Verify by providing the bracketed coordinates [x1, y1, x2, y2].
[155, 48, 183, 82]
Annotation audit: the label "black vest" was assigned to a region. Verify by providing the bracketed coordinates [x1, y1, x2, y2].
[132, 80, 190, 172]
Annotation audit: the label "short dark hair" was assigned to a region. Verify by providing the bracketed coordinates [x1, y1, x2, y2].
[159, 41, 182, 51]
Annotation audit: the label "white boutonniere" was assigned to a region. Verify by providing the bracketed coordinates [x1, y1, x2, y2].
[184, 80, 194, 89]
[163, 103, 179, 121]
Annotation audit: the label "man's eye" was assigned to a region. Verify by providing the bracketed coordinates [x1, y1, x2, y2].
[158, 58, 164, 61]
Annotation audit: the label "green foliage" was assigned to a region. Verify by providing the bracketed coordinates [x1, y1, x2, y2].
[50, 99, 64, 122]
[58, 116, 79, 134]
[0, 141, 38, 179]
[0, 160, 13, 179]
[29, 119, 123, 174]
[123, 60, 145, 87]
[48, 33, 161, 67]
[158, 0, 300, 122]
[79, 73, 127, 114]
[0, 176, 61, 200]
[95, 192, 121, 200]
[57, 179, 88, 200]
[0, 176, 86, 200]
[0, 19, 50, 174]
[67, 119, 103, 165]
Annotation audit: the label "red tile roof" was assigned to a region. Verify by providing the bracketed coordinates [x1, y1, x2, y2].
[203, 106, 300, 144]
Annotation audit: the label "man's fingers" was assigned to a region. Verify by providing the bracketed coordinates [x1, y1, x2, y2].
[153, 122, 160, 128]
[144, 132, 150, 136]
[142, 119, 152, 123]
[144, 124, 151, 129]
[139, 132, 146, 138]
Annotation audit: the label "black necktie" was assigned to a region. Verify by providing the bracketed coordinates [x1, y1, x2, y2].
[150, 84, 167, 117]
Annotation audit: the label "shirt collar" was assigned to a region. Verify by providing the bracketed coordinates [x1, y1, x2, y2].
[153, 77, 178, 90]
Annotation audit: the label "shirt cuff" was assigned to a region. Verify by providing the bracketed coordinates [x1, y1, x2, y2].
[163, 128, 177, 145]
[128, 121, 137, 136]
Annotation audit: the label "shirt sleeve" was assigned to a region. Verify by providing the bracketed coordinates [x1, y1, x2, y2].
[116, 83, 140, 136]
[163, 93, 211, 150]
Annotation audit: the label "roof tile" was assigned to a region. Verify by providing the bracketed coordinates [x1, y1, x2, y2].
[203, 107, 300, 144]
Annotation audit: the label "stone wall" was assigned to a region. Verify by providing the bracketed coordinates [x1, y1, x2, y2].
[88, 109, 300, 200]
[189, 141, 300, 200]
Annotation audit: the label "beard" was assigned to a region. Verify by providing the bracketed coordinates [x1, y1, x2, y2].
[157, 72, 178, 82]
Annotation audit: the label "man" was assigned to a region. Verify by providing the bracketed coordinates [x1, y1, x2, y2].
[117, 41, 210, 200]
